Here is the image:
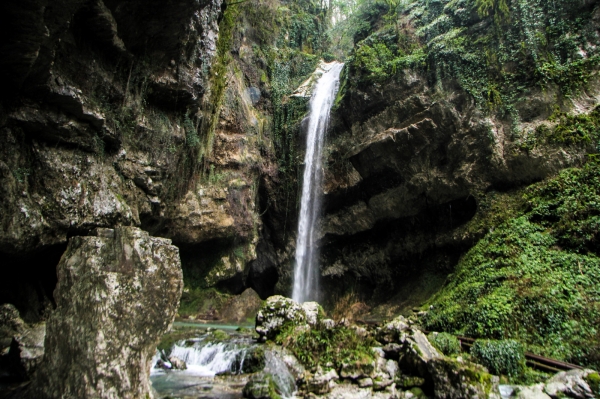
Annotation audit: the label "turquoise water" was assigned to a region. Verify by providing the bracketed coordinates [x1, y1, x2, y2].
[173, 321, 253, 330]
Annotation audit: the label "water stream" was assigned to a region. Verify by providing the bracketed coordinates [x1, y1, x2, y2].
[292, 61, 344, 304]
[150, 331, 296, 399]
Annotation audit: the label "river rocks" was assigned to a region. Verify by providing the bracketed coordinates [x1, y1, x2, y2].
[26, 227, 183, 399]
[168, 356, 187, 370]
[514, 384, 552, 399]
[239, 346, 266, 374]
[544, 369, 597, 398]
[255, 296, 323, 341]
[243, 373, 280, 399]
[308, 367, 340, 394]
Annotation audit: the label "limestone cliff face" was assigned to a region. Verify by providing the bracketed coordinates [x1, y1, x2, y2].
[317, 67, 600, 310]
[0, 0, 225, 319]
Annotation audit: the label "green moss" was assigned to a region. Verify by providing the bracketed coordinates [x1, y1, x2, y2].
[586, 372, 600, 395]
[207, 329, 230, 342]
[274, 324, 377, 372]
[425, 161, 600, 367]
[344, 0, 600, 123]
[157, 328, 206, 352]
[178, 287, 231, 318]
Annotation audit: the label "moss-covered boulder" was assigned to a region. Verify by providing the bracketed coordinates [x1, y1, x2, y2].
[377, 315, 410, 344]
[242, 373, 281, 399]
[240, 346, 266, 374]
[427, 358, 500, 399]
[255, 296, 323, 342]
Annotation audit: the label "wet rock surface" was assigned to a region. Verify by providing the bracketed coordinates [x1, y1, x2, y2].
[26, 227, 183, 399]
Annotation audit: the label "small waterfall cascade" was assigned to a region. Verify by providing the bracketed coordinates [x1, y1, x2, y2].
[156, 338, 253, 376]
[151, 335, 297, 398]
[264, 350, 296, 398]
[292, 61, 344, 304]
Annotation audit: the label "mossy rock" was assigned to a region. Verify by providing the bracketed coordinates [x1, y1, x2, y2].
[427, 358, 499, 399]
[206, 329, 230, 342]
[586, 372, 600, 395]
[241, 346, 266, 374]
[397, 375, 426, 389]
[242, 373, 282, 399]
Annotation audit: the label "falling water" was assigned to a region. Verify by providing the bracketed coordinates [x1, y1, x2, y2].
[292, 61, 344, 303]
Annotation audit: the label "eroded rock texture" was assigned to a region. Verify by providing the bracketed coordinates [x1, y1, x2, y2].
[316, 66, 600, 308]
[27, 226, 183, 399]
[0, 0, 230, 320]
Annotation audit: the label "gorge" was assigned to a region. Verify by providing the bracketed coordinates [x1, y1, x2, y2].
[0, 0, 600, 398]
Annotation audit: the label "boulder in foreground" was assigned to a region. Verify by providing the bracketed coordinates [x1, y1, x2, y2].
[27, 227, 183, 399]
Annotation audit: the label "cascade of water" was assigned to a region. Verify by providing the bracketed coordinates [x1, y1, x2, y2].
[292, 61, 344, 304]
[167, 341, 248, 376]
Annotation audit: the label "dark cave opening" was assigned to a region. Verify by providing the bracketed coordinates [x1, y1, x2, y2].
[0, 244, 67, 324]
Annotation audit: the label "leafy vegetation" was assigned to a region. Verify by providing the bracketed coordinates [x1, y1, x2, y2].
[275, 324, 377, 371]
[341, 0, 600, 121]
[428, 332, 462, 356]
[470, 339, 526, 377]
[424, 160, 600, 367]
[178, 287, 231, 318]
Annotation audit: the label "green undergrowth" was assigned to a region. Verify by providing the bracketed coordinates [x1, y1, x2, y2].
[428, 332, 461, 356]
[519, 106, 600, 152]
[470, 339, 526, 377]
[275, 324, 378, 372]
[178, 287, 232, 318]
[424, 160, 600, 368]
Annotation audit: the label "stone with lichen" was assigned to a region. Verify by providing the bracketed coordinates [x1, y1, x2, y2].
[26, 227, 183, 399]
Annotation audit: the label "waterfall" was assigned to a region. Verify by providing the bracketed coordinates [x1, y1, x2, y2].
[292, 61, 344, 304]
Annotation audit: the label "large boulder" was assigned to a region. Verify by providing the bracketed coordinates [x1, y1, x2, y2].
[27, 227, 183, 399]
[427, 357, 501, 399]
[544, 369, 597, 399]
[515, 383, 552, 399]
[255, 296, 322, 341]
[377, 315, 410, 344]
[398, 329, 442, 378]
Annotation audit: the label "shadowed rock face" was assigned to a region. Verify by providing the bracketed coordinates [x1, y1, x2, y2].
[0, 0, 248, 320]
[316, 67, 600, 308]
[27, 227, 182, 399]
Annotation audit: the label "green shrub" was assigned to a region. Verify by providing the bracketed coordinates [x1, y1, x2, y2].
[470, 339, 525, 377]
[428, 332, 461, 356]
